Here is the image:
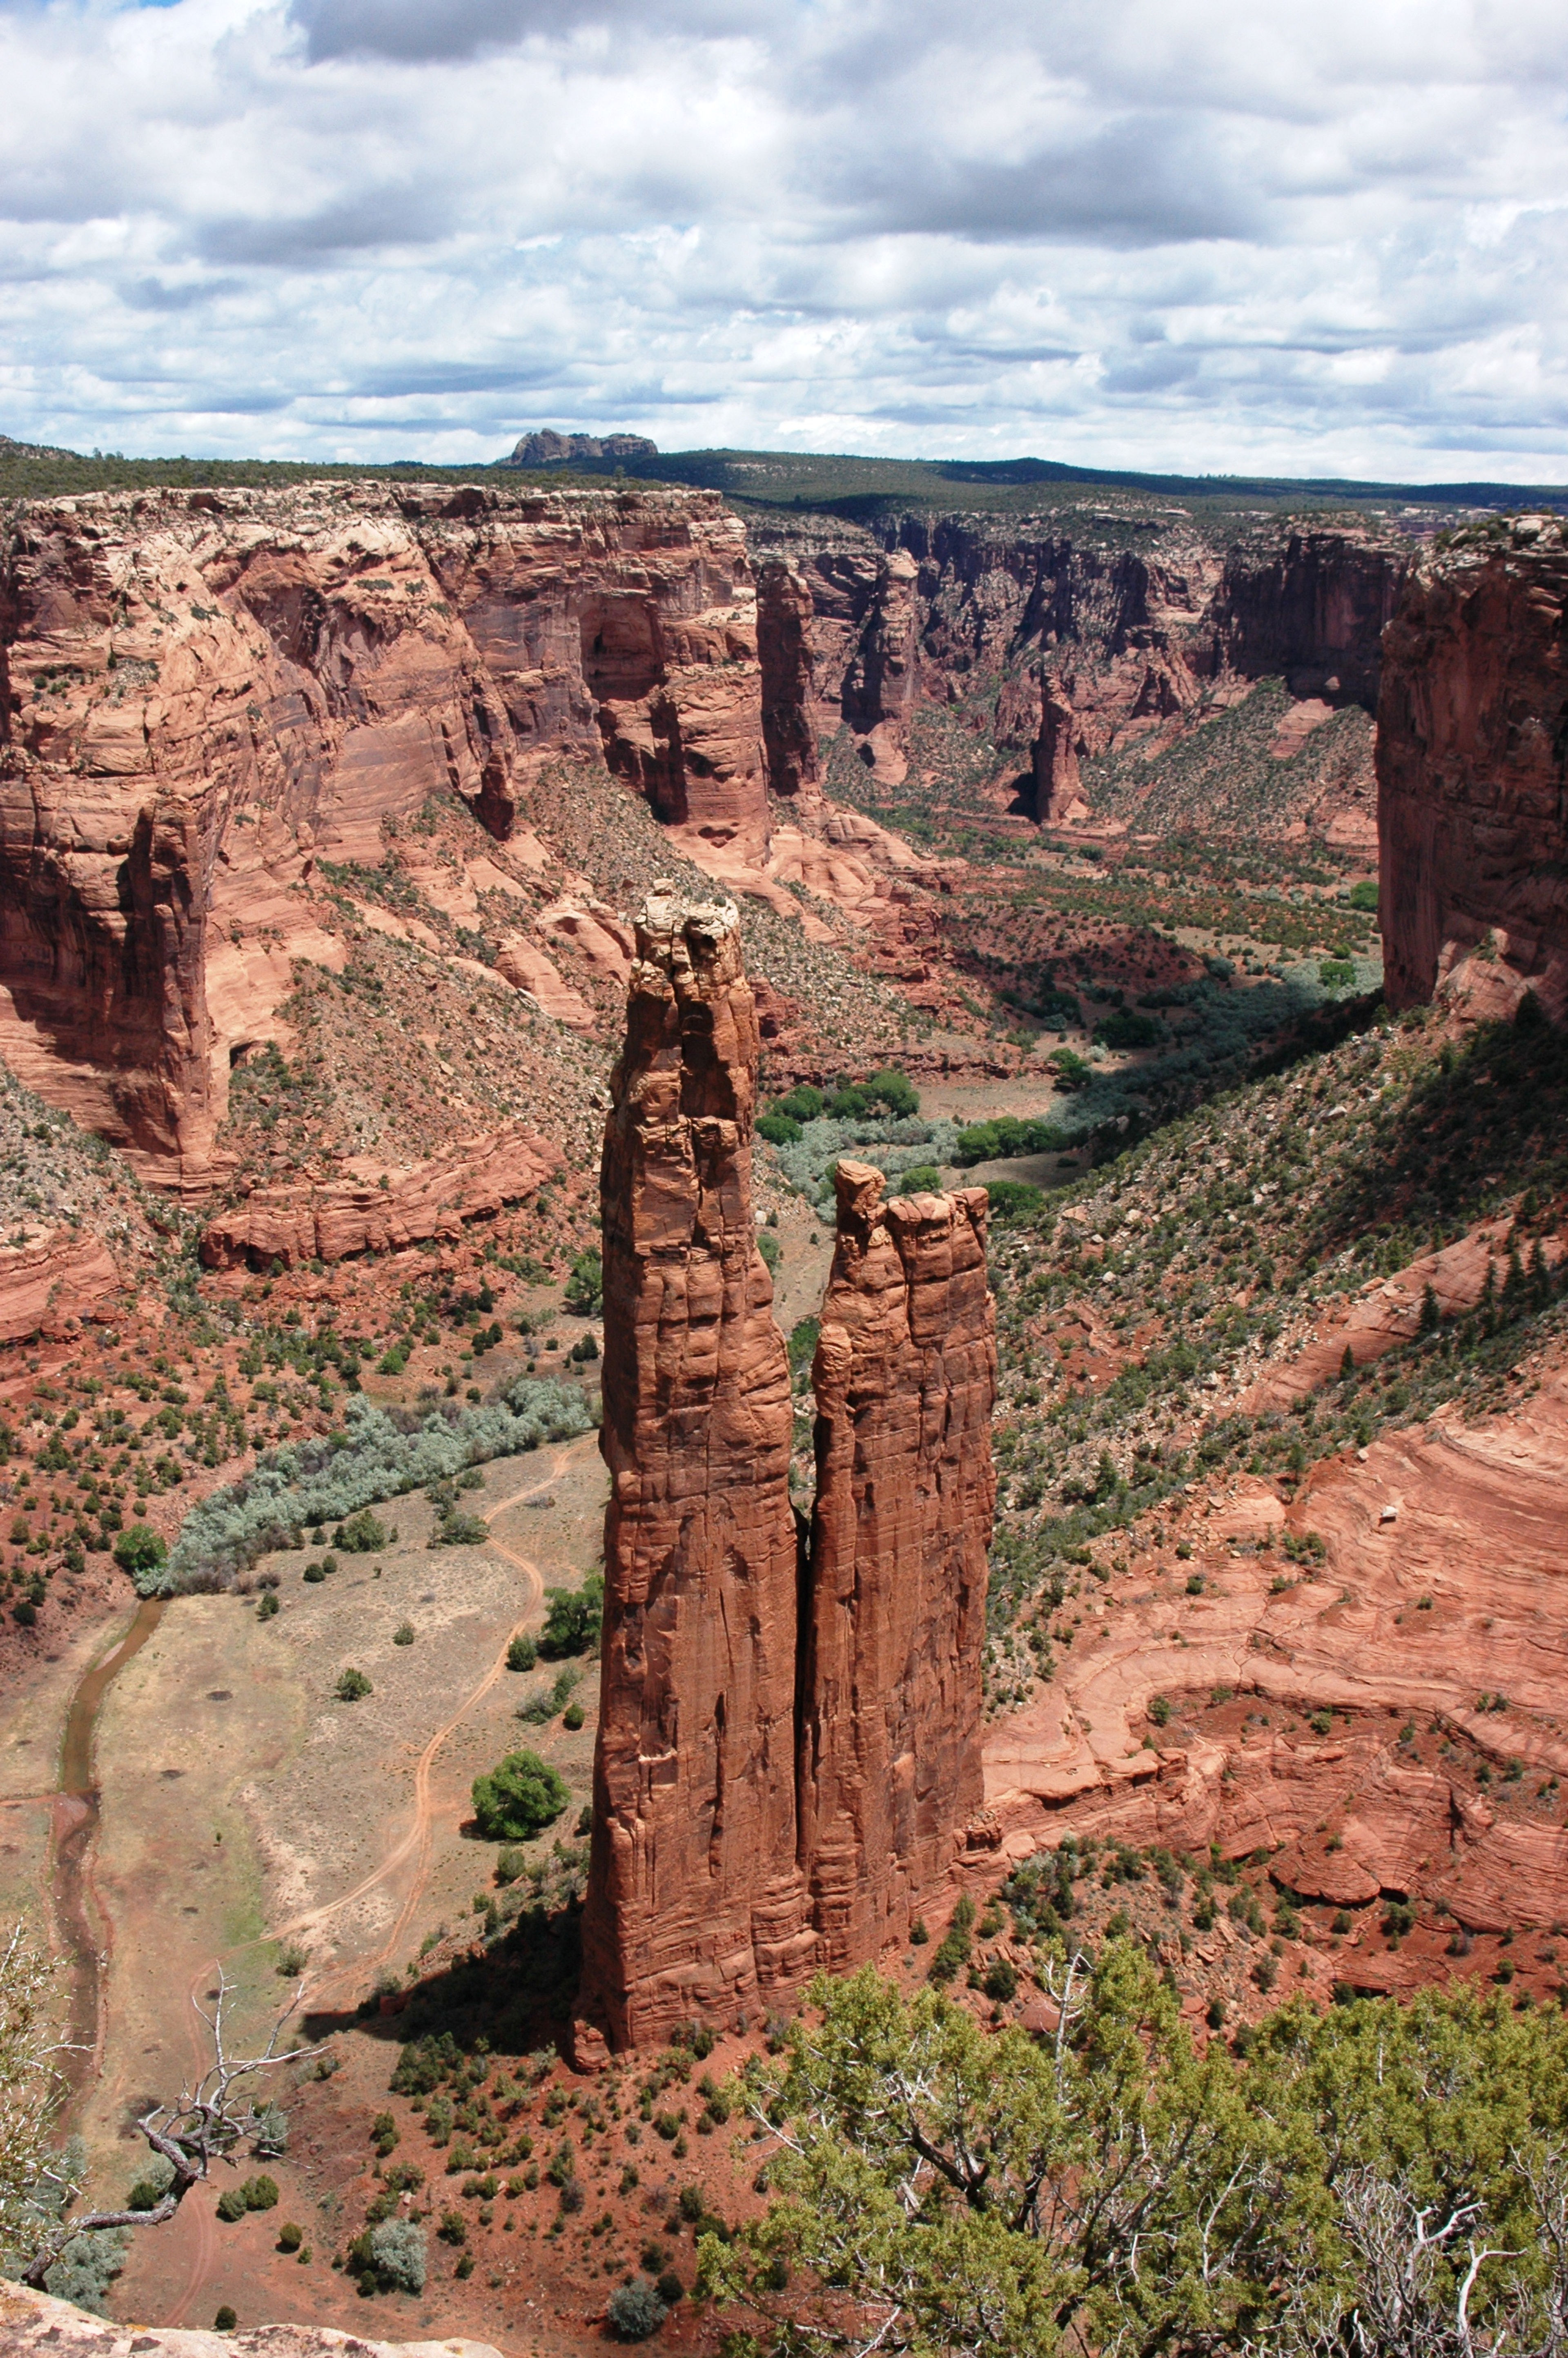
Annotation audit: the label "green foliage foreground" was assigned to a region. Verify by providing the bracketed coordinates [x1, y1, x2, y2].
[702, 1950, 1568, 2358]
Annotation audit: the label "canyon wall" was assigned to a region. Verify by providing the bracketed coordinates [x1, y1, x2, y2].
[749, 508, 1408, 822]
[1378, 517, 1568, 1023]
[800, 1161, 995, 1969]
[0, 483, 770, 1188]
[578, 895, 996, 2054]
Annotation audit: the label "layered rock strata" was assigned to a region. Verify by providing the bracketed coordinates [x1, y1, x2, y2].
[748, 509, 1407, 827]
[0, 1227, 120, 1342]
[1378, 517, 1568, 1022]
[800, 1162, 995, 1967]
[198, 1119, 559, 1269]
[0, 481, 770, 1186]
[0, 2279, 503, 2357]
[577, 889, 812, 2057]
[579, 900, 997, 2053]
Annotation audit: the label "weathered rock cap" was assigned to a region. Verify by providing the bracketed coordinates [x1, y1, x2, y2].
[0, 2278, 503, 2356]
[631, 881, 744, 990]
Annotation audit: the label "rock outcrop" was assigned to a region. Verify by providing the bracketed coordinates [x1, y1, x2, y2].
[576, 888, 812, 2057]
[800, 1162, 995, 1967]
[0, 481, 771, 1187]
[578, 898, 998, 2054]
[1378, 517, 1568, 1023]
[0, 1226, 120, 1342]
[198, 1120, 558, 1269]
[1031, 684, 1088, 824]
[0, 2280, 502, 2357]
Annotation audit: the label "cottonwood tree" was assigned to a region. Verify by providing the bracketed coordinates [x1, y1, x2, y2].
[0, 1926, 321, 2291]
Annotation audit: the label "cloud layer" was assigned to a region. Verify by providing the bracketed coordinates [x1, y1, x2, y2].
[3, 0, 1566, 476]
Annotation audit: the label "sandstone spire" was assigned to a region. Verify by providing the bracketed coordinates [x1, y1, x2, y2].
[575, 887, 812, 2060]
[799, 1162, 996, 1967]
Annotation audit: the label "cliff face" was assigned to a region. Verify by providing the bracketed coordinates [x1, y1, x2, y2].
[1377, 518, 1568, 1023]
[749, 508, 1408, 829]
[800, 1161, 995, 1967]
[576, 889, 812, 2058]
[0, 483, 769, 1188]
[578, 898, 998, 2054]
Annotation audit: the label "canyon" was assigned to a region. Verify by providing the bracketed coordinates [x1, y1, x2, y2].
[0, 481, 769, 1190]
[0, 482, 1421, 1203]
[576, 892, 996, 2056]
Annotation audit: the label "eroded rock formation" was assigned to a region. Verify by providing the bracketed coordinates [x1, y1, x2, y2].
[0, 481, 770, 1187]
[579, 900, 997, 2053]
[800, 1162, 995, 1967]
[0, 2279, 503, 2357]
[748, 508, 1406, 830]
[0, 1226, 120, 1343]
[198, 1118, 559, 1269]
[576, 888, 812, 2058]
[1378, 517, 1568, 1023]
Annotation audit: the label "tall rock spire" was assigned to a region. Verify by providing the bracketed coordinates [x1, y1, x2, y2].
[575, 886, 811, 2062]
[798, 1161, 996, 1967]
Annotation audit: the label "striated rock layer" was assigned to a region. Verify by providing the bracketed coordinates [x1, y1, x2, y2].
[198, 1119, 559, 1270]
[1378, 517, 1568, 1023]
[0, 481, 770, 1188]
[576, 888, 812, 2057]
[748, 508, 1406, 833]
[578, 903, 998, 2054]
[800, 1162, 995, 1968]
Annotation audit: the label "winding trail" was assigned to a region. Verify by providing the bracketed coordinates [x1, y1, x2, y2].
[160, 1449, 571, 2326]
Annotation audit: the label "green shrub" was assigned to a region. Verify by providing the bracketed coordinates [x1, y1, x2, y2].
[563, 1703, 585, 1731]
[757, 1231, 782, 1275]
[928, 1894, 976, 1985]
[986, 1180, 1044, 1223]
[356, 2218, 427, 2293]
[896, 1165, 942, 1195]
[335, 1507, 388, 1552]
[303, 1562, 325, 1584]
[430, 1508, 488, 1548]
[506, 1632, 537, 1672]
[787, 1318, 820, 1378]
[1095, 1010, 1163, 1051]
[495, 1846, 527, 1885]
[954, 1115, 1070, 1166]
[773, 1084, 824, 1124]
[335, 1668, 373, 1702]
[113, 1524, 166, 1579]
[757, 1112, 802, 1146]
[983, 1958, 1018, 2002]
[471, 1750, 570, 1840]
[539, 1573, 603, 1659]
[215, 2187, 248, 2223]
[277, 2221, 303, 2251]
[1319, 957, 1356, 989]
[607, 2280, 668, 2340]
[392, 1621, 415, 1646]
[256, 1591, 280, 1621]
[214, 2307, 237, 2331]
[565, 1250, 603, 1314]
[1348, 880, 1379, 911]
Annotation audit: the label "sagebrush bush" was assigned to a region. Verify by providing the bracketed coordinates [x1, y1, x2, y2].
[154, 1381, 592, 1596]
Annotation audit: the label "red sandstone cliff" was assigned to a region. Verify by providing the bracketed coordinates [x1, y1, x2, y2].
[198, 1119, 559, 1269]
[800, 1161, 996, 1967]
[577, 902, 998, 2055]
[748, 508, 1406, 831]
[1378, 516, 1568, 1022]
[0, 483, 771, 1189]
[575, 890, 812, 2058]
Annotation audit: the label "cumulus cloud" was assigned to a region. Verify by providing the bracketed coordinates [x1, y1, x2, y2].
[0, 0, 1565, 476]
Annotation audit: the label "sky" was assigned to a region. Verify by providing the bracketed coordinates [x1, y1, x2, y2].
[3, 0, 1567, 479]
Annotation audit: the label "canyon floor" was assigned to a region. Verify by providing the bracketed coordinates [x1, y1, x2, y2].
[0, 612, 1561, 2348]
